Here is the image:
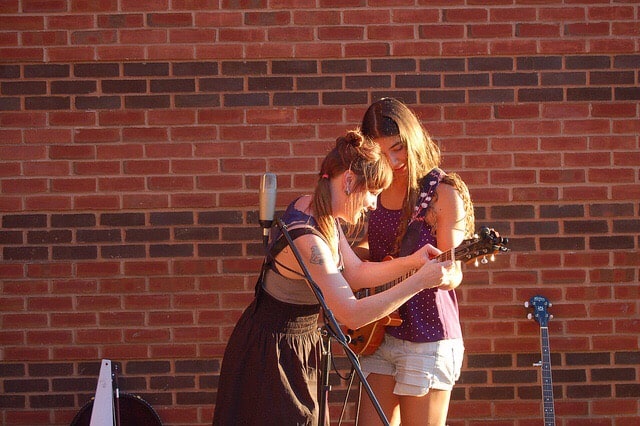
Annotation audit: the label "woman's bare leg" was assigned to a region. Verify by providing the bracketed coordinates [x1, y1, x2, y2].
[356, 373, 401, 426]
[399, 389, 452, 426]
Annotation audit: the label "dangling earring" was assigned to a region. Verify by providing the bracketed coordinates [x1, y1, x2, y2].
[344, 171, 352, 196]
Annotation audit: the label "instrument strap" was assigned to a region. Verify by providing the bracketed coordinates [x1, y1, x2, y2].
[398, 168, 443, 257]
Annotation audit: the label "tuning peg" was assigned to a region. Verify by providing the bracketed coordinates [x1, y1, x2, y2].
[524, 301, 529, 308]
[481, 256, 488, 264]
[549, 314, 554, 320]
[490, 254, 495, 262]
[474, 259, 479, 267]
[548, 302, 553, 307]
[527, 313, 533, 320]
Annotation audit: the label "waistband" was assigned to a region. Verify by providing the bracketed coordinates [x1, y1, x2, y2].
[253, 290, 321, 335]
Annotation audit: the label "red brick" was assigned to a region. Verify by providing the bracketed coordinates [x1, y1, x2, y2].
[170, 193, 217, 208]
[74, 161, 121, 176]
[2, 313, 48, 328]
[147, 176, 193, 192]
[592, 336, 638, 351]
[74, 195, 120, 210]
[0, 15, 44, 30]
[195, 11, 242, 27]
[0, 145, 47, 160]
[611, 184, 640, 200]
[98, 110, 145, 126]
[122, 193, 169, 209]
[51, 313, 97, 328]
[96, 45, 145, 60]
[148, 311, 194, 326]
[96, 144, 144, 160]
[265, 27, 312, 43]
[124, 160, 170, 174]
[101, 344, 149, 359]
[123, 294, 171, 310]
[123, 126, 169, 141]
[173, 326, 218, 342]
[75, 295, 121, 311]
[124, 260, 170, 276]
[76, 328, 122, 343]
[171, 159, 218, 174]
[592, 398, 637, 415]
[195, 43, 243, 59]
[99, 311, 145, 326]
[52, 345, 99, 359]
[124, 328, 171, 342]
[170, 28, 218, 44]
[121, 0, 169, 12]
[47, 46, 96, 62]
[151, 344, 198, 358]
[76, 261, 121, 277]
[27, 330, 73, 345]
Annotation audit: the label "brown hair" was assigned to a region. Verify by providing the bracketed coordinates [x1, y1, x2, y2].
[361, 98, 475, 251]
[313, 130, 392, 258]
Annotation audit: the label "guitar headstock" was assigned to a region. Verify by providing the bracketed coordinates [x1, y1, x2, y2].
[525, 295, 553, 327]
[455, 226, 509, 266]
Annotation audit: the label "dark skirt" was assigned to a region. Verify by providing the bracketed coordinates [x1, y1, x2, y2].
[212, 290, 326, 426]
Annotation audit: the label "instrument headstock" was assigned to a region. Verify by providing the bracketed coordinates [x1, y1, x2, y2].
[525, 295, 553, 327]
[455, 226, 510, 266]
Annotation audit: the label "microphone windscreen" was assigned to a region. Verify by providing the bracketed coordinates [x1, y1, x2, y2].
[259, 173, 277, 222]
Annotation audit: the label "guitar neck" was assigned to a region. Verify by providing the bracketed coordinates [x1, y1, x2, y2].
[368, 248, 456, 296]
[540, 326, 555, 425]
[357, 227, 509, 299]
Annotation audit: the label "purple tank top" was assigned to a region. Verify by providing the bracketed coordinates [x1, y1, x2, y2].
[368, 171, 462, 342]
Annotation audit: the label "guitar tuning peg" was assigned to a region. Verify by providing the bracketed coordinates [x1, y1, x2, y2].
[490, 254, 495, 262]
[524, 301, 529, 308]
[550, 314, 554, 320]
[481, 256, 488, 264]
[548, 302, 553, 307]
[474, 259, 479, 267]
[527, 313, 533, 320]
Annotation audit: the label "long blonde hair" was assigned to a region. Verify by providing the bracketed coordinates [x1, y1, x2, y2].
[313, 130, 392, 258]
[361, 98, 475, 250]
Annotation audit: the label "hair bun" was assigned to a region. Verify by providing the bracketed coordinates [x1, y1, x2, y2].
[344, 130, 363, 148]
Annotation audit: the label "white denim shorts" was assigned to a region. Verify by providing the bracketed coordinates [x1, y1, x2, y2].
[359, 334, 464, 397]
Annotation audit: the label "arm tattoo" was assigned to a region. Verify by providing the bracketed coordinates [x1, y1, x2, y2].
[309, 245, 326, 265]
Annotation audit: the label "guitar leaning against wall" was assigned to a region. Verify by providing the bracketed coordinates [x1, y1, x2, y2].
[343, 226, 509, 356]
[525, 295, 557, 426]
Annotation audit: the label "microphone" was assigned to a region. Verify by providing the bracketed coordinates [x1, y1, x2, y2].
[259, 173, 277, 245]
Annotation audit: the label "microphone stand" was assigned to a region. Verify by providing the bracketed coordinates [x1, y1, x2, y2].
[274, 217, 390, 426]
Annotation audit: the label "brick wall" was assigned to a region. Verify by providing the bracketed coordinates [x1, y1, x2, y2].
[1, 1, 639, 425]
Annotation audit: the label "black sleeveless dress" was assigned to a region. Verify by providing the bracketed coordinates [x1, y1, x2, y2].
[212, 201, 331, 426]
